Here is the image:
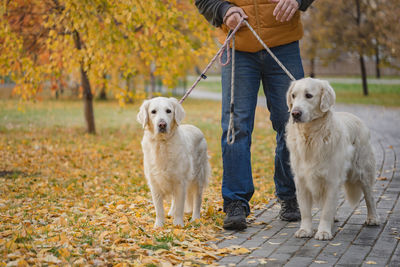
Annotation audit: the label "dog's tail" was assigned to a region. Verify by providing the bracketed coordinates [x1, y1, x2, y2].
[343, 181, 362, 208]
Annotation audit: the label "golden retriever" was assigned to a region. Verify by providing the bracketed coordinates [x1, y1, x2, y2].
[285, 78, 379, 240]
[137, 97, 210, 228]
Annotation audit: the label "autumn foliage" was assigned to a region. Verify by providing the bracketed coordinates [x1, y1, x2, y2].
[0, 0, 216, 133]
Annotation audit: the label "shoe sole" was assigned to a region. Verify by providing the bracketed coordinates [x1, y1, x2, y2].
[279, 215, 300, 222]
[223, 220, 247, 231]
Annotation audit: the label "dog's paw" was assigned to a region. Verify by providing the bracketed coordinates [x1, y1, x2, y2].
[173, 218, 184, 227]
[153, 221, 164, 229]
[365, 217, 380, 226]
[190, 214, 200, 223]
[314, 230, 332, 240]
[295, 228, 313, 238]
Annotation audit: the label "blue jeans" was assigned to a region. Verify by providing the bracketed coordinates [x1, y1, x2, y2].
[221, 41, 304, 216]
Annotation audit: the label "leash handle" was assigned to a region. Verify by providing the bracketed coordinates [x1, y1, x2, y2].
[179, 18, 245, 104]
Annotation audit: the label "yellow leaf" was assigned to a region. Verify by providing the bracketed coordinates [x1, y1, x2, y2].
[58, 247, 70, 259]
[17, 260, 29, 267]
[231, 247, 250, 255]
[365, 261, 377, 265]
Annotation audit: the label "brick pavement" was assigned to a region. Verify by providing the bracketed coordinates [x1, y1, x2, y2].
[214, 104, 400, 267]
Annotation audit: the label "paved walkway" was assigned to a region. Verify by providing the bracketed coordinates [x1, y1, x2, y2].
[211, 103, 400, 266]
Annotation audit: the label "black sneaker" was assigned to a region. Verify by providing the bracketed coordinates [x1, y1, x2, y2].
[279, 198, 301, 221]
[223, 200, 247, 230]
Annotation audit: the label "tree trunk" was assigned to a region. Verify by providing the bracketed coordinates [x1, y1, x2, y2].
[359, 52, 369, 96]
[126, 74, 134, 103]
[149, 65, 155, 99]
[355, 0, 368, 96]
[73, 30, 96, 134]
[375, 44, 381, 79]
[99, 88, 107, 100]
[80, 65, 96, 133]
[309, 57, 316, 78]
[99, 74, 107, 100]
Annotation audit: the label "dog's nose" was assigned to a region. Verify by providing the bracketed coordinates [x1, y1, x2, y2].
[292, 110, 302, 120]
[158, 120, 167, 131]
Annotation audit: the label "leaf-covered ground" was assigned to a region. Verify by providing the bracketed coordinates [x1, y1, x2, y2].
[0, 99, 276, 266]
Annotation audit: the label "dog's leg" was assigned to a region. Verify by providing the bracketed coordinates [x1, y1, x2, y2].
[315, 186, 337, 240]
[361, 181, 380, 225]
[168, 198, 175, 217]
[173, 184, 186, 226]
[295, 184, 314, 238]
[191, 184, 203, 221]
[185, 187, 193, 214]
[151, 190, 165, 228]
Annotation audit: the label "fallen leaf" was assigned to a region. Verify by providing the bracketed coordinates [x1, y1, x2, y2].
[41, 254, 61, 264]
[231, 247, 250, 255]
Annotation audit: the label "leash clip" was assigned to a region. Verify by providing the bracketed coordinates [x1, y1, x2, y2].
[201, 74, 207, 80]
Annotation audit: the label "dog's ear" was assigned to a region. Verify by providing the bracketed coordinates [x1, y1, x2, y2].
[169, 97, 185, 125]
[137, 100, 150, 128]
[320, 80, 336, 112]
[286, 81, 296, 112]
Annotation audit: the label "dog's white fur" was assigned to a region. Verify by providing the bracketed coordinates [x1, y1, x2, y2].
[285, 78, 379, 240]
[137, 97, 210, 228]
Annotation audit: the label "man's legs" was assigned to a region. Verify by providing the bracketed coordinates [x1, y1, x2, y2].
[261, 41, 304, 220]
[221, 49, 261, 229]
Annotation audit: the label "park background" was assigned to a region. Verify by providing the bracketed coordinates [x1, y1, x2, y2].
[0, 0, 399, 266]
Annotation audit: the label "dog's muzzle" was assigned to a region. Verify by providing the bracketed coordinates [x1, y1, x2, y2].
[291, 109, 302, 123]
[157, 120, 167, 133]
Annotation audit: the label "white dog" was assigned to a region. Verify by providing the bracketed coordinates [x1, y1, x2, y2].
[285, 78, 379, 240]
[137, 97, 210, 228]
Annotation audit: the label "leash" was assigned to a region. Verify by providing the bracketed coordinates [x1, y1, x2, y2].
[179, 18, 297, 144]
[226, 32, 236, 144]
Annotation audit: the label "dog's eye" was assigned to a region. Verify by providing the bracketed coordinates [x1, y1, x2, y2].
[166, 109, 171, 114]
[305, 93, 313, 99]
[292, 94, 296, 99]
[151, 110, 157, 114]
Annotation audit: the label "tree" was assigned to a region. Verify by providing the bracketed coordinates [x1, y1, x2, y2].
[372, 0, 400, 71]
[0, 0, 215, 133]
[301, 6, 323, 78]
[309, 0, 373, 95]
[302, 1, 400, 92]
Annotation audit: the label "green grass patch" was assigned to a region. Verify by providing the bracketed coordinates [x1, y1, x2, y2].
[331, 83, 400, 107]
[139, 243, 170, 251]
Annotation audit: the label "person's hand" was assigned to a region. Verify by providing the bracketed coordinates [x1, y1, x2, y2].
[270, 0, 299, 22]
[223, 6, 248, 30]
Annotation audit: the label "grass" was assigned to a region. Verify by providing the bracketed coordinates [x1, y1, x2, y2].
[189, 76, 400, 107]
[330, 82, 400, 106]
